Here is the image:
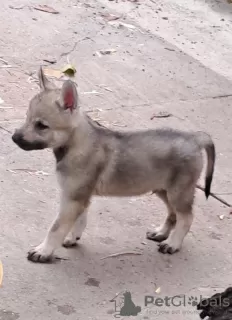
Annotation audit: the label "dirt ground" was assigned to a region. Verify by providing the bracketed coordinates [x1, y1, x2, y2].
[0, 0, 232, 319]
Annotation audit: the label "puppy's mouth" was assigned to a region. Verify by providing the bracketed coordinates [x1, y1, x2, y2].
[12, 133, 47, 151]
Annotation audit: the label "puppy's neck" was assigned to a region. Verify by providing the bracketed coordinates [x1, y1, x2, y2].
[52, 111, 92, 163]
[53, 145, 69, 163]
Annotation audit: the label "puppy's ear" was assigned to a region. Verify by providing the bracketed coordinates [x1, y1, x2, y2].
[38, 67, 56, 91]
[61, 80, 78, 112]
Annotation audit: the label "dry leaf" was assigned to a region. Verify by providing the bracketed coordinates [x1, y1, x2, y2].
[99, 48, 117, 55]
[33, 5, 59, 14]
[43, 68, 62, 79]
[101, 13, 121, 21]
[61, 64, 76, 77]
[150, 111, 172, 120]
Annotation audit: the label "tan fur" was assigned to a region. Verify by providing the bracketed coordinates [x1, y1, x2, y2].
[12, 67, 216, 263]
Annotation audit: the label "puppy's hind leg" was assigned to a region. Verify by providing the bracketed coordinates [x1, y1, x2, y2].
[158, 187, 194, 254]
[63, 211, 87, 248]
[147, 190, 176, 243]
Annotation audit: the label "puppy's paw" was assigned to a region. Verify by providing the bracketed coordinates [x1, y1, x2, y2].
[158, 241, 180, 255]
[146, 231, 168, 243]
[27, 243, 53, 263]
[62, 237, 80, 248]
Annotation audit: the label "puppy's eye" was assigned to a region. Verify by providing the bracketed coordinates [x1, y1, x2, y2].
[35, 121, 49, 130]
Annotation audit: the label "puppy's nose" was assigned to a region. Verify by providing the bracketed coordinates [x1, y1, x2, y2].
[12, 131, 23, 144]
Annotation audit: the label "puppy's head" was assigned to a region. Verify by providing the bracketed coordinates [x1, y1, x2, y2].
[12, 67, 79, 151]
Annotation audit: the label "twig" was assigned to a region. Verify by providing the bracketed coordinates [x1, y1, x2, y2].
[212, 94, 232, 99]
[0, 58, 9, 65]
[7, 168, 50, 176]
[82, 90, 102, 95]
[9, 5, 27, 10]
[211, 192, 232, 195]
[60, 37, 91, 57]
[104, 87, 114, 92]
[0, 65, 14, 68]
[86, 107, 114, 113]
[33, 5, 59, 14]
[97, 84, 114, 92]
[100, 251, 142, 260]
[152, 184, 232, 207]
[196, 184, 232, 207]
[112, 123, 127, 128]
[110, 290, 126, 302]
[165, 48, 175, 52]
[0, 125, 12, 134]
[55, 256, 69, 261]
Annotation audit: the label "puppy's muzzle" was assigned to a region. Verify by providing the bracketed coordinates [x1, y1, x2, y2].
[12, 130, 47, 151]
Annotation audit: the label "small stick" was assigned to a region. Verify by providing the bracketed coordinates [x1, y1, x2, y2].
[0, 58, 9, 65]
[100, 251, 142, 260]
[110, 290, 126, 302]
[152, 185, 232, 207]
[0, 125, 12, 134]
[112, 123, 127, 128]
[211, 192, 232, 195]
[55, 256, 70, 261]
[196, 184, 232, 207]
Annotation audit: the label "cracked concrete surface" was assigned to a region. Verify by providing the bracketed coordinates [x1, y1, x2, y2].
[0, 0, 232, 319]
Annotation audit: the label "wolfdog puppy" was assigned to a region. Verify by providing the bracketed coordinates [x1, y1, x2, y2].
[12, 68, 215, 263]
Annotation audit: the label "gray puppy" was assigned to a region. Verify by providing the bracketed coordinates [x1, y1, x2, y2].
[12, 67, 215, 263]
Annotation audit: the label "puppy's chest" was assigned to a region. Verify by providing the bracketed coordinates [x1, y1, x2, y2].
[55, 151, 104, 193]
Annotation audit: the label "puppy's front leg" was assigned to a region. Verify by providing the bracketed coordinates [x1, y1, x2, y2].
[28, 196, 88, 263]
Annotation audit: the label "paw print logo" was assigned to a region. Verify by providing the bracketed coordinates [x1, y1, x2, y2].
[188, 296, 198, 307]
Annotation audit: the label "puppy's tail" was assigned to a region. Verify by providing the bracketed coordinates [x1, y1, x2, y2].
[195, 132, 215, 199]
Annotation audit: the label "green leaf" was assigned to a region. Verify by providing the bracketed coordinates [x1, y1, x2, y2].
[62, 64, 76, 77]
